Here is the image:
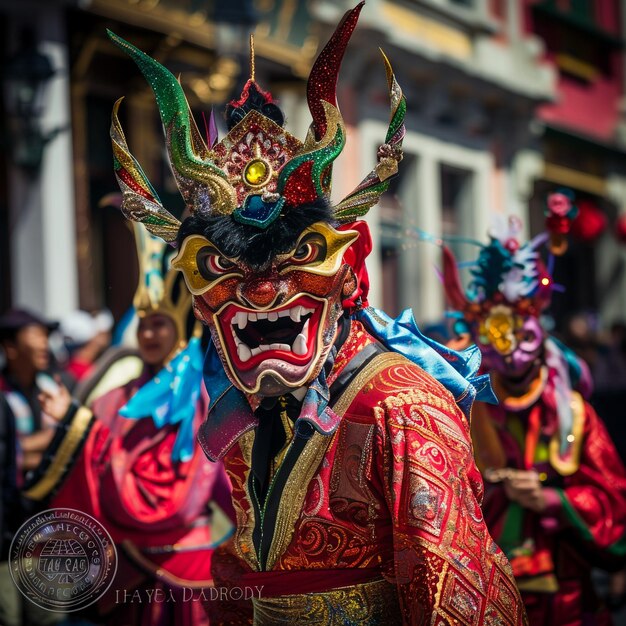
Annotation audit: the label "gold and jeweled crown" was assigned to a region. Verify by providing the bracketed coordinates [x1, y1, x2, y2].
[109, 2, 405, 240]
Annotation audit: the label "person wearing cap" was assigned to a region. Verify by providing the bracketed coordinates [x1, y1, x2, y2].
[0, 310, 66, 626]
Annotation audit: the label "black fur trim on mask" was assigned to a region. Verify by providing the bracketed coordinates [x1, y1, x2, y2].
[177, 199, 335, 270]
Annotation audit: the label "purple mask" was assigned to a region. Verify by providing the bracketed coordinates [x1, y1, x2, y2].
[472, 305, 545, 379]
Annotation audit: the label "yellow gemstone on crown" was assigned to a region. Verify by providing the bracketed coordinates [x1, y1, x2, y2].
[244, 159, 270, 186]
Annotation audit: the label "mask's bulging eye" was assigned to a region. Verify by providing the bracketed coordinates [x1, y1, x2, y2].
[197, 247, 236, 280]
[289, 235, 327, 266]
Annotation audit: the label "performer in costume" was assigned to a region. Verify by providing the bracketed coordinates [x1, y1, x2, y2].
[29, 223, 234, 626]
[107, 4, 526, 624]
[442, 201, 626, 625]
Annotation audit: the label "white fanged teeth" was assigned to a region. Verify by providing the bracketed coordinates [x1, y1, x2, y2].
[237, 343, 252, 362]
[231, 305, 314, 327]
[231, 312, 248, 329]
[231, 304, 316, 362]
[292, 334, 307, 356]
[292, 317, 311, 356]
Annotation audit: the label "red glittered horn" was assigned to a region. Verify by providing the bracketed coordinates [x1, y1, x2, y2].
[442, 245, 470, 311]
[307, 1, 364, 141]
[277, 2, 363, 206]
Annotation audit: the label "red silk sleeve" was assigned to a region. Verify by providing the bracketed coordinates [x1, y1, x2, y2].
[559, 402, 626, 556]
[376, 368, 527, 625]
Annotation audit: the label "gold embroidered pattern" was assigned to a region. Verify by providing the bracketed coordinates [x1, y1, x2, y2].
[331, 353, 409, 417]
[265, 352, 408, 571]
[231, 430, 259, 571]
[265, 430, 335, 570]
[252, 578, 401, 625]
[24, 407, 94, 501]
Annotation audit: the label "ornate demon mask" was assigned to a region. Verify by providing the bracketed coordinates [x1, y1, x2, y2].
[443, 216, 555, 383]
[108, 3, 406, 396]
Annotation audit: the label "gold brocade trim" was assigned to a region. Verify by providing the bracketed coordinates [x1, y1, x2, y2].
[121, 540, 215, 589]
[261, 352, 408, 572]
[234, 430, 259, 572]
[265, 429, 333, 570]
[548, 391, 585, 476]
[331, 352, 409, 417]
[251, 578, 401, 625]
[23, 407, 94, 501]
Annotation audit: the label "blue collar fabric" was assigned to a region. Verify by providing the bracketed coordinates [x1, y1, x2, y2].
[356, 307, 495, 419]
[199, 307, 496, 460]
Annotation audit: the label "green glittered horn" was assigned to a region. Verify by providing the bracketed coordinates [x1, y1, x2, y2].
[334, 50, 405, 224]
[107, 30, 237, 216]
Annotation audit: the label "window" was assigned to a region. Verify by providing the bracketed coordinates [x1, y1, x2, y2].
[440, 163, 473, 247]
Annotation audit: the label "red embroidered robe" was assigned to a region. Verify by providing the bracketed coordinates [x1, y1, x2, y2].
[46, 373, 234, 626]
[473, 376, 626, 626]
[205, 321, 527, 625]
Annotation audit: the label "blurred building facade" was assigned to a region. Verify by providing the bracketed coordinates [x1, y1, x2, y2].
[522, 0, 626, 328]
[1, 0, 625, 330]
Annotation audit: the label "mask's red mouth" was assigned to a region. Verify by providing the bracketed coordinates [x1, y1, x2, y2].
[215, 295, 326, 372]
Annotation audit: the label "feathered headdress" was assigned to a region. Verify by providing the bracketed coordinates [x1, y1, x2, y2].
[108, 2, 405, 240]
[442, 192, 578, 321]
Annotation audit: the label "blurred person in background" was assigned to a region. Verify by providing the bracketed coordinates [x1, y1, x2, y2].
[560, 317, 626, 613]
[0, 309, 73, 478]
[443, 205, 626, 625]
[0, 395, 17, 561]
[0, 395, 21, 624]
[593, 321, 626, 395]
[589, 322, 626, 612]
[60, 309, 114, 382]
[0, 309, 66, 626]
[25, 224, 234, 626]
